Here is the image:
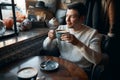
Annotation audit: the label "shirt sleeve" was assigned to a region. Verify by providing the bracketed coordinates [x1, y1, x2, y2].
[43, 37, 57, 50]
[75, 30, 103, 65]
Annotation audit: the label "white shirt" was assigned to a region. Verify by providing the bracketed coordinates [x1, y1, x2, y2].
[43, 25, 102, 68]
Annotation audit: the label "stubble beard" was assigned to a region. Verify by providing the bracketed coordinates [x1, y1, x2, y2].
[67, 24, 73, 29]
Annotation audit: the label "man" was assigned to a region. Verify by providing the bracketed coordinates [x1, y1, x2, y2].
[43, 2, 102, 70]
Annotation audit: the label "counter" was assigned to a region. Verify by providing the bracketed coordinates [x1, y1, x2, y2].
[0, 28, 49, 67]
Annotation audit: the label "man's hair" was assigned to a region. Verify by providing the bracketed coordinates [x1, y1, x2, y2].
[67, 2, 87, 16]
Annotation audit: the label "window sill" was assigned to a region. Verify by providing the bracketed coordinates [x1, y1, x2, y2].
[0, 28, 48, 48]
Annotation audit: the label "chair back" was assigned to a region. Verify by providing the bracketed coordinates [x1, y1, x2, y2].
[90, 34, 110, 80]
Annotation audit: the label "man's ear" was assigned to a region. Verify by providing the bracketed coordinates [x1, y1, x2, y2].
[79, 16, 86, 22]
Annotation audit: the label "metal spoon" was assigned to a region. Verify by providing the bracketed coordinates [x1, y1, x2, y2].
[41, 59, 50, 68]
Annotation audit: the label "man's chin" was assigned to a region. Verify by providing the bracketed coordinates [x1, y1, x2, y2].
[67, 25, 72, 28]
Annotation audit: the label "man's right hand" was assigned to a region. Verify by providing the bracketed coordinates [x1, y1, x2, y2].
[48, 30, 56, 40]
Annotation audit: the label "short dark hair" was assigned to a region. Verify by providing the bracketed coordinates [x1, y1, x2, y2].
[67, 2, 87, 16]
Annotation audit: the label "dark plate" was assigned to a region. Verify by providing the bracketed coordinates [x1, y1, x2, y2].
[40, 60, 59, 71]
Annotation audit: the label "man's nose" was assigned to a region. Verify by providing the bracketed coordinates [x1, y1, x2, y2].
[66, 16, 70, 22]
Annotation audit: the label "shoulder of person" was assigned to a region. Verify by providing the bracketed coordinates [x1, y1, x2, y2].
[83, 25, 102, 37]
[82, 25, 97, 32]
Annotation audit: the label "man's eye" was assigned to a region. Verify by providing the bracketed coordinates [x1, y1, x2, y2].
[71, 16, 75, 18]
[71, 16, 77, 18]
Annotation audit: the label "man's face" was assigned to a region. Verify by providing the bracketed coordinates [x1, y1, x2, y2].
[65, 9, 81, 28]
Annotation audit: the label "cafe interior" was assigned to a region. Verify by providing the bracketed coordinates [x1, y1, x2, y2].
[0, 0, 120, 80]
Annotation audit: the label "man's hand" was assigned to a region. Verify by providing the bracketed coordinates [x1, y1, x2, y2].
[48, 30, 56, 40]
[61, 33, 79, 45]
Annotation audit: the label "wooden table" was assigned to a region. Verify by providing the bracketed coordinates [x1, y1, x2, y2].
[0, 56, 88, 80]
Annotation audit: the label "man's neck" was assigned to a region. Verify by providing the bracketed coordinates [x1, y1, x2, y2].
[71, 24, 83, 32]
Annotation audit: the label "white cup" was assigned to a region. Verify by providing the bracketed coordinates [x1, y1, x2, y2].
[17, 67, 38, 80]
